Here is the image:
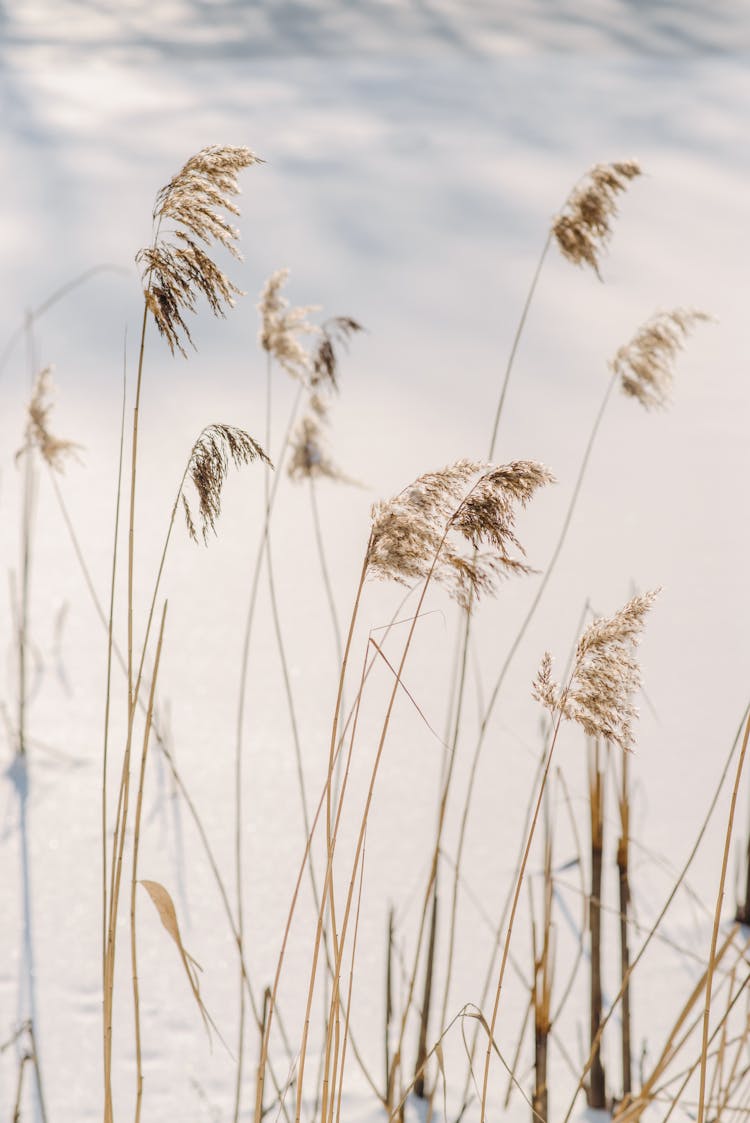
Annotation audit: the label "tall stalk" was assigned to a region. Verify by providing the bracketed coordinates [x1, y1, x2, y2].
[588, 738, 606, 1109]
[697, 710, 750, 1123]
[617, 748, 633, 1097]
[442, 371, 618, 1024]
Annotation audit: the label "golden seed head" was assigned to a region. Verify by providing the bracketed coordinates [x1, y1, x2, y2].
[552, 160, 641, 276]
[19, 367, 81, 472]
[257, 268, 319, 381]
[533, 589, 659, 751]
[612, 308, 712, 410]
[137, 145, 261, 356]
[368, 459, 553, 610]
[181, 423, 271, 543]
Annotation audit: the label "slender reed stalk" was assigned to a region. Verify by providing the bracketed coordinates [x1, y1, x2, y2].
[130, 601, 167, 1123]
[101, 359, 127, 1113]
[588, 737, 607, 1108]
[617, 747, 633, 1097]
[414, 883, 439, 1099]
[479, 707, 565, 1122]
[531, 801, 555, 1123]
[561, 699, 750, 1123]
[696, 709, 750, 1123]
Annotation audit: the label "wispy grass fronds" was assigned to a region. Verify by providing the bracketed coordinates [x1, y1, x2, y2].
[533, 590, 658, 752]
[181, 423, 271, 544]
[613, 308, 711, 410]
[368, 460, 553, 609]
[288, 414, 349, 484]
[137, 145, 261, 355]
[553, 160, 641, 275]
[258, 268, 319, 381]
[20, 367, 80, 472]
[310, 317, 364, 394]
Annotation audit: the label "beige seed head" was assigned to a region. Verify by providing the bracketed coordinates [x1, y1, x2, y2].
[533, 589, 659, 751]
[137, 145, 261, 356]
[257, 268, 320, 381]
[19, 367, 81, 472]
[552, 160, 641, 276]
[287, 414, 352, 485]
[368, 459, 553, 610]
[181, 423, 271, 543]
[612, 308, 711, 410]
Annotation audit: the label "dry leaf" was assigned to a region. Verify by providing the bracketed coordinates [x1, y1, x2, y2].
[140, 879, 219, 1045]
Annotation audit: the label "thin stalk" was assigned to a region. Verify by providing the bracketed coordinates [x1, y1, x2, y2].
[317, 477, 499, 1123]
[446, 371, 618, 1031]
[458, 600, 591, 1112]
[561, 699, 750, 1123]
[385, 906, 395, 1111]
[433, 230, 556, 1033]
[101, 359, 127, 1113]
[697, 709, 750, 1123]
[254, 551, 370, 1123]
[130, 601, 167, 1123]
[415, 884, 439, 1099]
[479, 706, 566, 1123]
[236, 378, 305, 1120]
[333, 829, 368, 1123]
[617, 749, 633, 1097]
[588, 738, 606, 1109]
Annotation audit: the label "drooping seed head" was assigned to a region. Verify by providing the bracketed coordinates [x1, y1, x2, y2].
[612, 308, 712, 410]
[181, 423, 271, 543]
[310, 316, 364, 393]
[137, 145, 261, 356]
[368, 459, 554, 610]
[552, 160, 641, 276]
[19, 367, 81, 472]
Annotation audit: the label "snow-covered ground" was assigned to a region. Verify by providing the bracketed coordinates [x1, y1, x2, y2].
[2, 3, 750, 1122]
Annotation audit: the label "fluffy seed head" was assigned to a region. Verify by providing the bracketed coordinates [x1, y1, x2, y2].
[181, 423, 271, 543]
[310, 317, 364, 393]
[137, 145, 261, 356]
[258, 268, 319, 381]
[552, 160, 641, 275]
[368, 460, 553, 610]
[612, 308, 711, 410]
[287, 414, 351, 485]
[533, 589, 659, 751]
[19, 367, 81, 472]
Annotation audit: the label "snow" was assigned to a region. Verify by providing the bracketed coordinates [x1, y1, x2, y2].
[1, 3, 750, 1122]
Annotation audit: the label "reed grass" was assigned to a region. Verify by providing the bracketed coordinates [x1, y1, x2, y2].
[3, 145, 742, 1123]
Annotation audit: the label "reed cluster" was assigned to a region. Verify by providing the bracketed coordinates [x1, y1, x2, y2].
[4, 144, 743, 1123]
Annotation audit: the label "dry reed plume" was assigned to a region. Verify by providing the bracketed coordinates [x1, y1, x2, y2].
[20, 367, 80, 471]
[180, 424, 272, 544]
[288, 414, 348, 483]
[533, 589, 659, 751]
[137, 145, 261, 355]
[258, 267, 320, 381]
[310, 316, 363, 394]
[613, 308, 711, 410]
[368, 460, 554, 609]
[553, 160, 641, 275]
[288, 315, 363, 482]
